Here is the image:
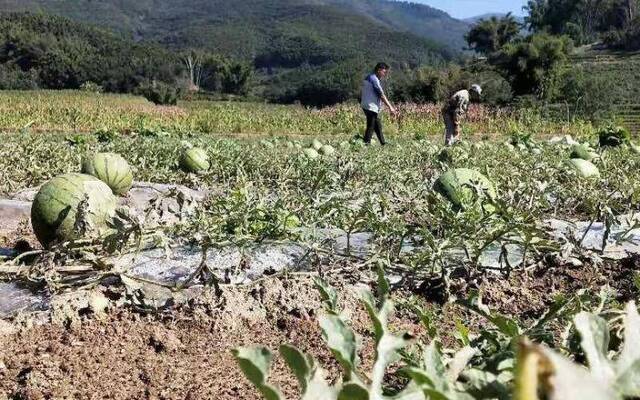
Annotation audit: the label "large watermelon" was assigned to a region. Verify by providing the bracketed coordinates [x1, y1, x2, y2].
[31, 173, 117, 248]
[180, 147, 210, 173]
[303, 148, 319, 159]
[567, 159, 600, 178]
[319, 144, 335, 156]
[570, 144, 598, 161]
[81, 153, 133, 195]
[312, 139, 323, 151]
[434, 168, 497, 210]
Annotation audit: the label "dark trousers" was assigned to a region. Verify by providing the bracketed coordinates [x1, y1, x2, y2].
[363, 109, 385, 145]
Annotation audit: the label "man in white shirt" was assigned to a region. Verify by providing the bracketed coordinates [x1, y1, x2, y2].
[361, 63, 397, 145]
[442, 84, 482, 146]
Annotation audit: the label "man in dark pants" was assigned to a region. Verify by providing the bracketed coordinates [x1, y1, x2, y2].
[361, 63, 397, 145]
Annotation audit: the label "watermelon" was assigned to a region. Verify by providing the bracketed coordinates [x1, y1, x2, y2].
[434, 168, 497, 210]
[303, 148, 319, 159]
[630, 143, 640, 154]
[319, 144, 335, 156]
[180, 147, 210, 173]
[567, 159, 600, 178]
[312, 139, 323, 151]
[570, 144, 598, 161]
[31, 173, 116, 248]
[261, 140, 275, 149]
[81, 153, 133, 195]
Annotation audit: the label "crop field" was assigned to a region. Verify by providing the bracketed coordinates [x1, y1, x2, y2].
[0, 90, 593, 137]
[0, 91, 639, 399]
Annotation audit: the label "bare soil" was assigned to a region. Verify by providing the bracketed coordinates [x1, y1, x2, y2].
[0, 255, 638, 400]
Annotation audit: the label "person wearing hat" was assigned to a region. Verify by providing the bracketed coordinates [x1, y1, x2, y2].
[442, 84, 482, 146]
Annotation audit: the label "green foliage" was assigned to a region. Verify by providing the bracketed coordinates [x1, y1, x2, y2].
[233, 284, 418, 400]
[492, 33, 573, 98]
[0, 13, 178, 92]
[136, 81, 181, 106]
[598, 124, 631, 147]
[524, 0, 638, 45]
[515, 302, 640, 399]
[0, 0, 456, 71]
[465, 14, 521, 55]
[604, 16, 640, 50]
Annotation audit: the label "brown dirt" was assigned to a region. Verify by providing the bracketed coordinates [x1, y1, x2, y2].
[0, 255, 638, 399]
[0, 276, 423, 400]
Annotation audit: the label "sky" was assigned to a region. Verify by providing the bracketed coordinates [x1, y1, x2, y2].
[412, 0, 528, 19]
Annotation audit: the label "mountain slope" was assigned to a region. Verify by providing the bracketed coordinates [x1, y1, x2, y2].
[329, 0, 470, 50]
[0, 0, 467, 67]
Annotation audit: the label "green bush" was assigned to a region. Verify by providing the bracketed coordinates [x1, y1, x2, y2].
[137, 81, 181, 105]
[598, 124, 631, 147]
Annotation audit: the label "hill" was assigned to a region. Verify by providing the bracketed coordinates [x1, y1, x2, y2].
[0, 12, 177, 92]
[0, 0, 468, 68]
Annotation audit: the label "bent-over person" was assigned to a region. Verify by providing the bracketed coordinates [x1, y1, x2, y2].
[442, 84, 482, 146]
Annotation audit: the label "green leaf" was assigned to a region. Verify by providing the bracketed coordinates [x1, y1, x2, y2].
[279, 345, 312, 393]
[376, 261, 391, 301]
[615, 302, 640, 396]
[446, 346, 476, 383]
[315, 277, 339, 314]
[337, 382, 370, 400]
[414, 306, 438, 339]
[279, 345, 336, 400]
[458, 292, 521, 338]
[319, 314, 358, 378]
[574, 312, 615, 383]
[232, 346, 283, 400]
[420, 341, 450, 393]
[533, 343, 616, 400]
[361, 290, 386, 344]
[454, 319, 470, 346]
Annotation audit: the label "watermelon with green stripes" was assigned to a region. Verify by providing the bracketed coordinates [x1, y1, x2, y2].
[312, 139, 323, 151]
[319, 144, 335, 156]
[31, 173, 117, 248]
[570, 144, 598, 161]
[81, 153, 133, 195]
[180, 147, 210, 173]
[434, 168, 497, 211]
[567, 159, 600, 178]
[303, 148, 319, 159]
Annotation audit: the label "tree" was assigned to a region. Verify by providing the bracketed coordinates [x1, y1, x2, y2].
[465, 14, 521, 54]
[524, 0, 640, 44]
[181, 49, 205, 91]
[492, 33, 573, 98]
[219, 60, 253, 95]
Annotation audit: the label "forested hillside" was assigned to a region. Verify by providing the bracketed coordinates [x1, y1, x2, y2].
[0, 0, 466, 68]
[0, 13, 178, 92]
